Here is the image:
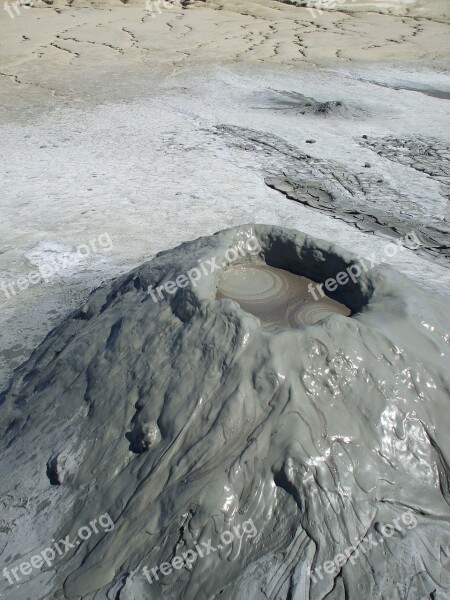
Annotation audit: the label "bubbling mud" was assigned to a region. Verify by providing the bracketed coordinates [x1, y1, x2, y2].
[216, 264, 351, 329]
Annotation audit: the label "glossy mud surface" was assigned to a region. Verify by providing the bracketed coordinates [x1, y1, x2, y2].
[216, 264, 351, 329]
[1, 225, 449, 600]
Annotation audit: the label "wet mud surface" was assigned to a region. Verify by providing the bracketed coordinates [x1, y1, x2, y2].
[1, 224, 449, 600]
[216, 264, 351, 329]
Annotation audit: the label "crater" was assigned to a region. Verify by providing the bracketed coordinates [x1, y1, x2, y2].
[216, 264, 351, 330]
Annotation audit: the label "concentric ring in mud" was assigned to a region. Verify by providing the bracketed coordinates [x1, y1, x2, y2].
[216, 264, 351, 329]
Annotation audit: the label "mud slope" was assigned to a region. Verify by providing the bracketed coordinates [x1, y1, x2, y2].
[1, 224, 449, 600]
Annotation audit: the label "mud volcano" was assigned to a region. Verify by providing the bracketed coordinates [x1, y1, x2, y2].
[1, 224, 449, 600]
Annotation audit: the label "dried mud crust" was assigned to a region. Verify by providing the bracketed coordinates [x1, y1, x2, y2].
[214, 125, 450, 266]
[359, 135, 450, 199]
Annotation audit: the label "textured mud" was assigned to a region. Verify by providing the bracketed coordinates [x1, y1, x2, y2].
[254, 90, 365, 118]
[214, 125, 450, 265]
[1, 224, 449, 600]
[216, 264, 351, 329]
[359, 135, 450, 199]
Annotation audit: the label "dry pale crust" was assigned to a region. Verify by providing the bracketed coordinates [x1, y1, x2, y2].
[0, 0, 449, 105]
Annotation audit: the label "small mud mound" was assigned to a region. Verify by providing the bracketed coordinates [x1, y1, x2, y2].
[255, 90, 365, 118]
